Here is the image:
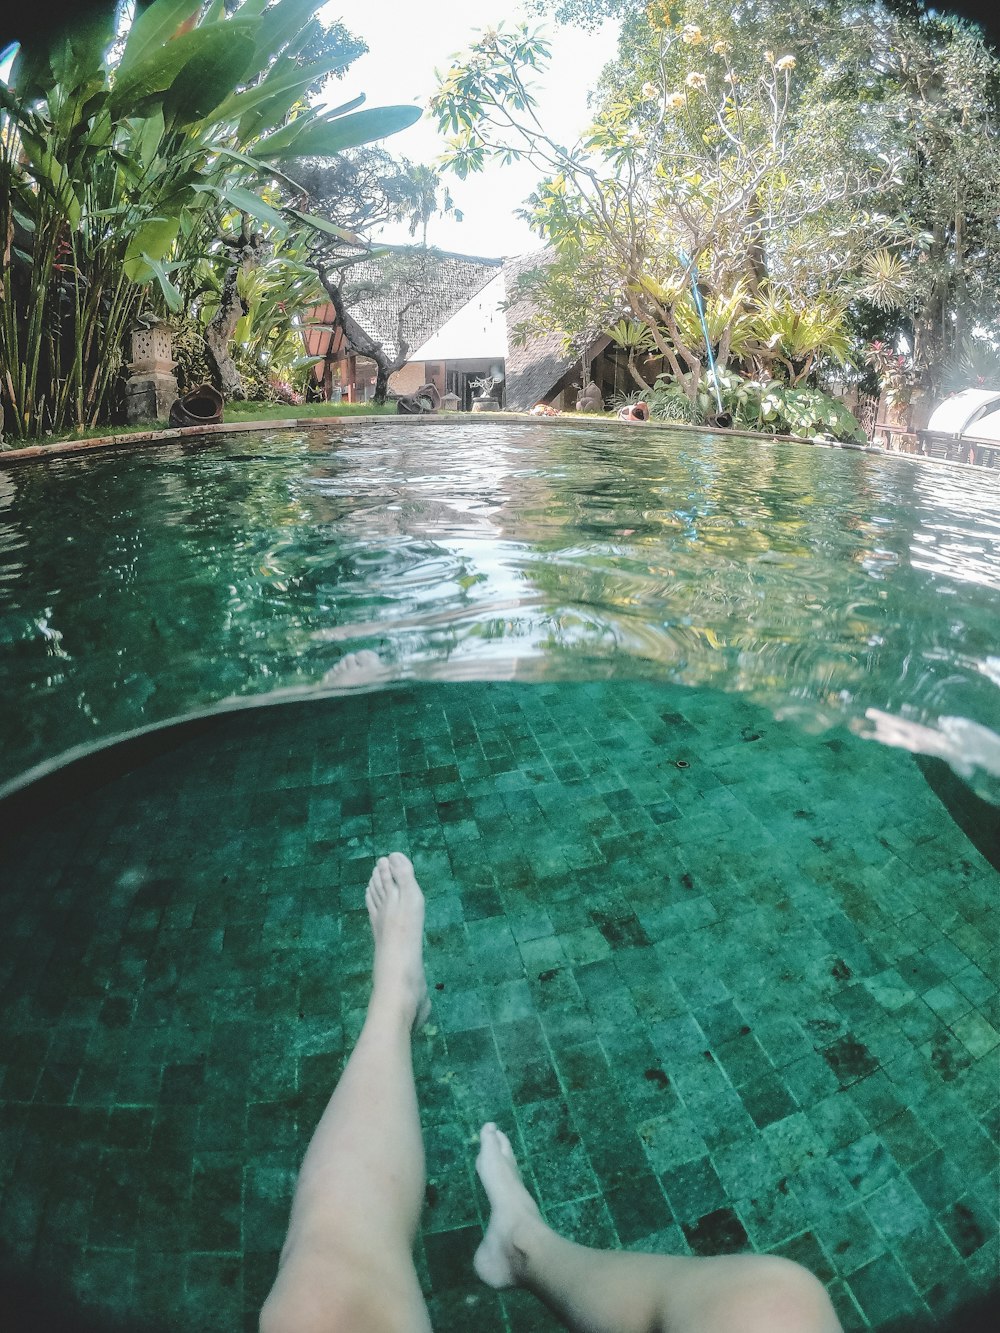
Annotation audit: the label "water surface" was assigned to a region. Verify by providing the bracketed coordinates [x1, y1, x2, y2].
[1, 420, 998, 799]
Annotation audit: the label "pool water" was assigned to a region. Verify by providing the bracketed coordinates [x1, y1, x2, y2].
[1, 421, 998, 1331]
[1, 421, 999, 799]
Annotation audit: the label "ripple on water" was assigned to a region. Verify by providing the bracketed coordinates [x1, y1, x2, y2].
[0, 421, 997, 801]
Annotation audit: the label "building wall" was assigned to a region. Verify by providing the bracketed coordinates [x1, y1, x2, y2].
[388, 362, 427, 395]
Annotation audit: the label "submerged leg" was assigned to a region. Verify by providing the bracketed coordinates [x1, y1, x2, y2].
[261, 853, 433, 1333]
[474, 1123, 841, 1333]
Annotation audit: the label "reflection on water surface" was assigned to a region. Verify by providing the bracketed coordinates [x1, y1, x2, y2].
[0, 421, 998, 799]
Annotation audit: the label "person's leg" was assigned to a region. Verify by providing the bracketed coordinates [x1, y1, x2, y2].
[260, 853, 433, 1333]
[474, 1123, 842, 1333]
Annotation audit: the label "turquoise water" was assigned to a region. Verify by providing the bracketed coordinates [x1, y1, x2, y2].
[1, 420, 999, 1330]
[1, 420, 998, 800]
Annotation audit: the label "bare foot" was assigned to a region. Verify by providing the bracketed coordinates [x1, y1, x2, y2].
[323, 650, 392, 688]
[474, 1123, 545, 1288]
[365, 852, 431, 1030]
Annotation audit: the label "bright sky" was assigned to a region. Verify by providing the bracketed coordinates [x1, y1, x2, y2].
[317, 1, 620, 259]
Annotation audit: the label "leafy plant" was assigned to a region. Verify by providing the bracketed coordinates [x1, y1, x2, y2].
[0, 0, 420, 440]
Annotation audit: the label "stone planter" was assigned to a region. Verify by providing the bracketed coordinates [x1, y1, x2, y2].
[125, 320, 178, 424]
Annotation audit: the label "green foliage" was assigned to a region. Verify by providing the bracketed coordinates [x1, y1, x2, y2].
[0, 0, 421, 440]
[939, 335, 1000, 395]
[170, 320, 218, 394]
[436, 0, 999, 405]
[646, 370, 865, 441]
[646, 379, 702, 423]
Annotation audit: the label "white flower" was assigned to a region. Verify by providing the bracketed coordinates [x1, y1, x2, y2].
[681, 24, 704, 45]
[641, 81, 659, 99]
[684, 71, 707, 91]
[666, 91, 688, 109]
[775, 54, 797, 71]
[723, 71, 740, 84]
[712, 39, 731, 55]
[763, 49, 774, 63]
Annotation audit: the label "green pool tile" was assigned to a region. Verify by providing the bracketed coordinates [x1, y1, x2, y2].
[737, 1184, 809, 1250]
[761, 1112, 826, 1174]
[682, 1205, 749, 1257]
[809, 1093, 873, 1152]
[770, 1229, 838, 1284]
[832, 1133, 901, 1199]
[739, 1072, 799, 1130]
[939, 1187, 997, 1261]
[535, 1195, 609, 1251]
[951, 1009, 1000, 1060]
[659, 1155, 727, 1224]
[817, 1202, 888, 1279]
[603, 1170, 674, 1245]
[513, 1098, 599, 1210]
[3, 679, 998, 1329]
[847, 1250, 927, 1325]
[862, 1174, 932, 1245]
[894, 1220, 965, 1298]
[907, 1147, 966, 1217]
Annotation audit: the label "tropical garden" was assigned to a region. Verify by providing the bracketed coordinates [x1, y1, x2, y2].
[1, 0, 998, 445]
[433, 0, 1000, 439]
[0, 0, 446, 442]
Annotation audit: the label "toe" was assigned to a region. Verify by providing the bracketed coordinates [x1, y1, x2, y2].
[386, 851, 416, 885]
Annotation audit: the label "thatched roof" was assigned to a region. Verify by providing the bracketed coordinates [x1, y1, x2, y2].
[340, 251, 501, 362]
[501, 251, 579, 410]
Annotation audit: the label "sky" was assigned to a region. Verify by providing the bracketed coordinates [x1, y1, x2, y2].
[316, 1, 620, 259]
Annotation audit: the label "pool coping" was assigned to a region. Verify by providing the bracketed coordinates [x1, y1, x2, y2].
[1, 410, 997, 480]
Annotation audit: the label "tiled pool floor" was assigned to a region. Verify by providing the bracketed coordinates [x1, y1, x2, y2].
[1, 680, 997, 1331]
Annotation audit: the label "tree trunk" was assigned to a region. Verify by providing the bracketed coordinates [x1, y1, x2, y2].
[314, 259, 411, 404]
[626, 351, 653, 392]
[204, 225, 270, 400]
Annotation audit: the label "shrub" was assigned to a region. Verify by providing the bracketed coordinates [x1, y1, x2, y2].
[647, 372, 865, 442]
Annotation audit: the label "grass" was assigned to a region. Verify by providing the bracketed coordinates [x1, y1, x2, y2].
[224, 400, 396, 422]
[6, 399, 396, 448]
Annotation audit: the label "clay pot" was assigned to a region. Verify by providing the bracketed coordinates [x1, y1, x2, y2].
[617, 401, 649, 422]
[169, 384, 224, 427]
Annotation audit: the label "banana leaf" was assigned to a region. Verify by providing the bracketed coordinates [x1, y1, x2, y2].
[221, 185, 288, 231]
[161, 30, 257, 125]
[116, 0, 207, 79]
[255, 105, 422, 162]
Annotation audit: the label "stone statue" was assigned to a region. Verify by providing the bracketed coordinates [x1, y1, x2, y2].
[576, 381, 604, 412]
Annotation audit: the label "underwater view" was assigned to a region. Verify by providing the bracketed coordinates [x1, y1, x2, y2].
[1, 420, 998, 1331]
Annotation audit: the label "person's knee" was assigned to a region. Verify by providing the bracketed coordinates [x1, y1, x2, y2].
[710, 1256, 840, 1332]
[260, 1252, 430, 1333]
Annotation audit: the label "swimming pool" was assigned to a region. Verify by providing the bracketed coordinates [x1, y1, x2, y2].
[1, 420, 998, 1329]
[2, 420, 998, 799]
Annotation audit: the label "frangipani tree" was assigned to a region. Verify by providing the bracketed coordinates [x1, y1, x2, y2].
[431, 15, 899, 401]
[0, 0, 420, 439]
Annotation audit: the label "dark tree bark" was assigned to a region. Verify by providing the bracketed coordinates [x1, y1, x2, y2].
[204, 221, 271, 400]
[314, 258, 414, 404]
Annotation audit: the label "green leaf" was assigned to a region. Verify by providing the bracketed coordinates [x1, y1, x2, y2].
[125, 215, 181, 271]
[136, 108, 166, 171]
[117, 0, 204, 79]
[144, 254, 185, 312]
[204, 58, 354, 138]
[111, 23, 255, 111]
[19, 134, 81, 230]
[255, 104, 422, 161]
[284, 210, 362, 246]
[161, 29, 257, 124]
[251, 0, 324, 68]
[221, 186, 288, 231]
